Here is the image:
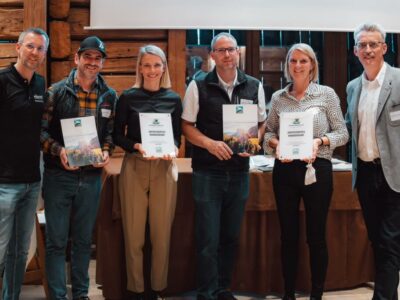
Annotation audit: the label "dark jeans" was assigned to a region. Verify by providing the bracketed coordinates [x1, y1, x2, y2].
[43, 168, 101, 300]
[357, 159, 400, 300]
[272, 158, 333, 298]
[192, 170, 249, 300]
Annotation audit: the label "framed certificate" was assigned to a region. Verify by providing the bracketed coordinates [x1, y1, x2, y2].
[139, 113, 176, 158]
[60, 116, 103, 167]
[223, 104, 259, 154]
[279, 111, 313, 160]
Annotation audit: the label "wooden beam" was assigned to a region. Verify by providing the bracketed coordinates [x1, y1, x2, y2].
[49, 21, 71, 59]
[0, 8, 23, 39]
[0, 0, 23, 7]
[23, 0, 47, 79]
[167, 30, 186, 157]
[245, 30, 260, 78]
[49, 0, 70, 19]
[0, 57, 16, 68]
[167, 30, 186, 99]
[323, 32, 348, 160]
[0, 43, 17, 57]
[397, 34, 400, 66]
[71, 0, 89, 7]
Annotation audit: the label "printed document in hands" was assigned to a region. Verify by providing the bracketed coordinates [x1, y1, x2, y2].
[279, 111, 313, 160]
[139, 113, 175, 158]
[223, 104, 259, 154]
[61, 116, 103, 167]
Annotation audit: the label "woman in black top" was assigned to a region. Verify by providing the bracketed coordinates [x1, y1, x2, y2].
[113, 45, 182, 300]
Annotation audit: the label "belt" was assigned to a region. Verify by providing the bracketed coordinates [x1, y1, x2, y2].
[359, 158, 381, 165]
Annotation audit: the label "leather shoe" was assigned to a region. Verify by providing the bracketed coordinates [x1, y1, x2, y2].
[282, 295, 296, 300]
[309, 297, 321, 300]
[73, 297, 90, 300]
[217, 291, 237, 300]
[127, 292, 145, 300]
[149, 290, 160, 300]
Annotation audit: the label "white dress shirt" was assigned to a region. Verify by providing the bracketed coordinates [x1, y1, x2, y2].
[358, 63, 386, 161]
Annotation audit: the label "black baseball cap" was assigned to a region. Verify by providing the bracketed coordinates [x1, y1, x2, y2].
[77, 36, 106, 57]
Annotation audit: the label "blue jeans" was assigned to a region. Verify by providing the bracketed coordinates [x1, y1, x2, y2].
[43, 168, 101, 300]
[0, 182, 40, 300]
[192, 170, 249, 300]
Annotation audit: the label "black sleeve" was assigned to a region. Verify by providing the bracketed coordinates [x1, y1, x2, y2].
[113, 93, 136, 152]
[171, 94, 183, 148]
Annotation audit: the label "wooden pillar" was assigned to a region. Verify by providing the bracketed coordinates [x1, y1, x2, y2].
[245, 30, 260, 78]
[23, 0, 47, 79]
[167, 30, 186, 98]
[323, 32, 348, 159]
[397, 34, 400, 66]
[168, 30, 186, 157]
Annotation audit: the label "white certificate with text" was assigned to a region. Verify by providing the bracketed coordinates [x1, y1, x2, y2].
[139, 113, 175, 158]
[279, 111, 313, 160]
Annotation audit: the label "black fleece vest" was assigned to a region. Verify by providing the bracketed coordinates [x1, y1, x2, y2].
[192, 69, 260, 172]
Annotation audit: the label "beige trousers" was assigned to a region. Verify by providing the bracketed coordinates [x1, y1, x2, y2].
[119, 153, 178, 293]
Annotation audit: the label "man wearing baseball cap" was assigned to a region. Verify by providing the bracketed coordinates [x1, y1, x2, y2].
[41, 36, 117, 300]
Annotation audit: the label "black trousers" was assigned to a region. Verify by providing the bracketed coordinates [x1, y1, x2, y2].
[357, 159, 400, 300]
[272, 158, 333, 297]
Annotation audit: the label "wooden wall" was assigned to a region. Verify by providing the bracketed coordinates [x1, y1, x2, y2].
[0, 0, 46, 77]
[0, 0, 185, 98]
[47, 0, 186, 97]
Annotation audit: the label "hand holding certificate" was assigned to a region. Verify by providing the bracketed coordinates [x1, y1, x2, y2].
[139, 113, 176, 158]
[279, 111, 313, 160]
[60, 116, 104, 167]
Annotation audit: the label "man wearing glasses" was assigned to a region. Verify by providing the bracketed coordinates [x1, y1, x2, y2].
[182, 32, 266, 300]
[0, 28, 49, 300]
[346, 22, 400, 300]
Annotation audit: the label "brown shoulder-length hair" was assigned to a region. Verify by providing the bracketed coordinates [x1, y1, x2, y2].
[133, 45, 171, 89]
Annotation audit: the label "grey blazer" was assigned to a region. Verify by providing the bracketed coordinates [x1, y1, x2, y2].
[346, 63, 400, 192]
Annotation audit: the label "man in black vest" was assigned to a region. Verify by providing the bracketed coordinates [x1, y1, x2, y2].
[182, 32, 266, 300]
[0, 28, 49, 300]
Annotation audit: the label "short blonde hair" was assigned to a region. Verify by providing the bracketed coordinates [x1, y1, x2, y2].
[134, 45, 171, 89]
[284, 43, 319, 83]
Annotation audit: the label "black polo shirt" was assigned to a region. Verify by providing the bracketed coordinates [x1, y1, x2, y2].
[0, 64, 45, 183]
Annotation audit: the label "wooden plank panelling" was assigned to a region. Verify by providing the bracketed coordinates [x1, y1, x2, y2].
[52, 57, 138, 76]
[0, 43, 17, 57]
[0, 0, 22, 7]
[70, 41, 167, 59]
[103, 75, 136, 95]
[0, 57, 16, 68]
[0, 8, 23, 39]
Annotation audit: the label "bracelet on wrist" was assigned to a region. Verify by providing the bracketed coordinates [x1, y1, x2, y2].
[319, 137, 324, 146]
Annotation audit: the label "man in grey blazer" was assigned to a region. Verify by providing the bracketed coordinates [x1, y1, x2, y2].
[346, 22, 400, 300]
